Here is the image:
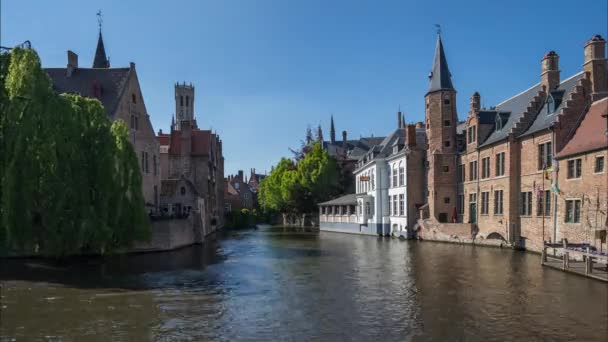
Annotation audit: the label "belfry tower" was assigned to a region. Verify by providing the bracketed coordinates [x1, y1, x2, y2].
[424, 32, 458, 222]
[173, 82, 197, 130]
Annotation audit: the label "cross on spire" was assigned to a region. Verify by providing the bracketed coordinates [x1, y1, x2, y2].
[435, 24, 441, 35]
[97, 10, 103, 31]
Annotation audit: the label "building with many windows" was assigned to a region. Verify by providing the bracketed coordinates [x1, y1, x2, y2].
[157, 83, 225, 238]
[319, 121, 426, 236]
[419, 33, 607, 252]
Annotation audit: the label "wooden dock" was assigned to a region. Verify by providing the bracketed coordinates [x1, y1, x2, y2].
[541, 243, 608, 282]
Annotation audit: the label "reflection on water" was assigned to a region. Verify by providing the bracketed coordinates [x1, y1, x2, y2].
[1, 228, 607, 341]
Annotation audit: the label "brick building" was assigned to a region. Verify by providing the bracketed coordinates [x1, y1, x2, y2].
[421, 33, 607, 252]
[157, 83, 225, 235]
[45, 30, 161, 211]
[224, 170, 255, 212]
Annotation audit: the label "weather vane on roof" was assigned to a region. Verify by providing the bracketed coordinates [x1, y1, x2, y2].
[97, 10, 103, 30]
[435, 24, 441, 35]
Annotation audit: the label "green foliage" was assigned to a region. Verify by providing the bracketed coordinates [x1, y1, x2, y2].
[225, 208, 260, 228]
[258, 142, 339, 216]
[0, 48, 149, 257]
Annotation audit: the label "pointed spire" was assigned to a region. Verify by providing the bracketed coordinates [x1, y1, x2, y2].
[330, 115, 336, 144]
[93, 11, 110, 68]
[427, 32, 454, 94]
[397, 106, 403, 129]
[317, 125, 324, 144]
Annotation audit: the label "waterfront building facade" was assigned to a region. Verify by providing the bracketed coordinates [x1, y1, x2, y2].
[419, 34, 608, 252]
[44, 31, 161, 211]
[320, 122, 426, 236]
[157, 83, 225, 236]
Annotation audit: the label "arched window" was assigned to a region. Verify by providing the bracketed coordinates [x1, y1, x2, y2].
[180, 186, 186, 195]
[186, 96, 189, 107]
[131, 93, 136, 104]
[180, 95, 184, 106]
[547, 95, 555, 114]
[399, 161, 405, 186]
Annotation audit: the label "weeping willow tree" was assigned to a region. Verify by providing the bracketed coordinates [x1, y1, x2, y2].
[0, 48, 149, 257]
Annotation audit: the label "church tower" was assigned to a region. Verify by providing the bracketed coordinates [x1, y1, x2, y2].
[425, 33, 458, 223]
[174, 82, 197, 130]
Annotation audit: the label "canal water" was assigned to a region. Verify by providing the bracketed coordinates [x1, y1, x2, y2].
[1, 227, 607, 341]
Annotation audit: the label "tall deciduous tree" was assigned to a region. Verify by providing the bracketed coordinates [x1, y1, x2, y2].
[259, 143, 339, 225]
[0, 48, 149, 256]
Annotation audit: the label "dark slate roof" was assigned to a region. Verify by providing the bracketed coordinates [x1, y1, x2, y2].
[319, 193, 357, 206]
[44, 67, 131, 117]
[479, 83, 542, 147]
[557, 97, 608, 158]
[323, 136, 386, 160]
[427, 35, 454, 94]
[93, 32, 110, 68]
[357, 127, 426, 166]
[519, 72, 584, 138]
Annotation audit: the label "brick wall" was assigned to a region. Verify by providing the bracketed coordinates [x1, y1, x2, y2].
[556, 149, 607, 249]
[518, 132, 553, 252]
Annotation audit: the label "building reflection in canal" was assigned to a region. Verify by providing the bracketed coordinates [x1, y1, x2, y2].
[1, 228, 606, 341]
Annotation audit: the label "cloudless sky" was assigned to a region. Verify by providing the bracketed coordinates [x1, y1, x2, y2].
[2, 0, 607, 176]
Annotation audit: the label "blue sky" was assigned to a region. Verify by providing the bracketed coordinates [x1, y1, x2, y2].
[3, 0, 607, 176]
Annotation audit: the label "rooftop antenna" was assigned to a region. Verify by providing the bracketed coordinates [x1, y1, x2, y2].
[97, 10, 103, 31]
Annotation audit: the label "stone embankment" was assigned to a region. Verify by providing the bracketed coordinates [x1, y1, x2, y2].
[415, 219, 510, 248]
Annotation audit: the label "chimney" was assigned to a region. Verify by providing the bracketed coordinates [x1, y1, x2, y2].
[342, 131, 347, 148]
[470, 92, 480, 113]
[66, 50, 78, 77]
[541, 51, 560, 91]
[584, 35, 607, 101]
[238, 170, 244, 182]
[158, 129, 163, 135]
[406, 124, 417, 147]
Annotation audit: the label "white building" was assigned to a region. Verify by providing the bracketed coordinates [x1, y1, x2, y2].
[320, 121, 427, 237]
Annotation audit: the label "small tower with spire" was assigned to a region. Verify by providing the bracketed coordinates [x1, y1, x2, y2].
[92, 11, 110, 68]
[424, 28, 458, 222]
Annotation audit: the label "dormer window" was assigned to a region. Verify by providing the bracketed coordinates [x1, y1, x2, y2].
[496, 114, 503, 131]
[547, 95, 555, 114]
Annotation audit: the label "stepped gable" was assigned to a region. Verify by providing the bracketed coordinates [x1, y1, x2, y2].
[519, 72, 586, 138]
[478, 83, 543, 147]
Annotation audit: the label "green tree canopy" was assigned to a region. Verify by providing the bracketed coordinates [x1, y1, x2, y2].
[0, 48, 149, 257]
[258, 142, 339, 219]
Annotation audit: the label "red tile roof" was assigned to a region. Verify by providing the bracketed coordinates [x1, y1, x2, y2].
[166, 129, 211, 156]
[557, 98, 608, 158]
[157, 133, 170, 146]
